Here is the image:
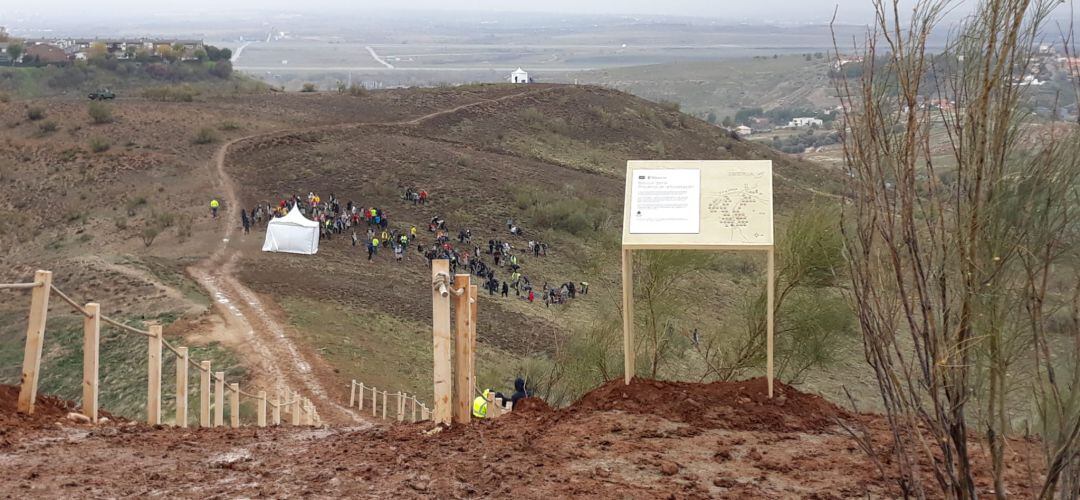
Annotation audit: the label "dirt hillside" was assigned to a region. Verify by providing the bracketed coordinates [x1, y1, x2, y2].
[0, 380, 1043, 498]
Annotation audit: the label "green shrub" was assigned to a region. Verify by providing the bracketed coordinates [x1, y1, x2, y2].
[193, 127, 219, 144]
[88, 137, 110, 153]
[218, 121, 241, 131]
[38, 121, 58, 134]
[27, 107, 46, 121]
[87, 102, 113, 124]
[658, 99, 681, 112]
[301, 83, 317, 92]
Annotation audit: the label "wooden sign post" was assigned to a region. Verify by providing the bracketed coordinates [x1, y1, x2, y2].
[621, 160, 776, 397]
[431, 260, 453, 425]
[453, 274, 472, 424]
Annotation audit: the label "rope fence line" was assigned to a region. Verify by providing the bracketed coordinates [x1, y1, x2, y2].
[7, 269, 321, 428]
[349, 379, 431, 423]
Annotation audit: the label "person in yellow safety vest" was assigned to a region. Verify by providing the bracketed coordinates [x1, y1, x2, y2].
[380, 230, 389, 246]
[410, 225, 417, 238]
[472, 389, 492, 418]
[210, 199, 220, 218]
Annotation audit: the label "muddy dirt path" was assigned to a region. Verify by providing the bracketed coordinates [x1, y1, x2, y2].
[187, 88, 549, 424]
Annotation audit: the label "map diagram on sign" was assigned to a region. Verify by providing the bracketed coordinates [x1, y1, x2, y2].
[622, 160, 773, 248]
[705, 180, 772, 245]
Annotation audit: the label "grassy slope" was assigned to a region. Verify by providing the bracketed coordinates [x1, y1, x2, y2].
[227, 84, 864, 406]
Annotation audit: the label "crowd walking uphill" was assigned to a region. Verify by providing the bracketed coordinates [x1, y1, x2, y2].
[239, 190, 590, 309]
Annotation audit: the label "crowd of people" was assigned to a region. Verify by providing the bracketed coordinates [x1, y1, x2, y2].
[237, 190, 590, 309]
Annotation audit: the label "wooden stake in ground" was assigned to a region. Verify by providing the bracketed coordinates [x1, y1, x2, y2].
[453, 274, 472, 424]
[382, 391, 388, 419]
[358, 382, 364, 410]
[147, 325, 163, 425]
[229, 383, 240, 428]
[18, 270, 52, 414]
[411, 396, 418, 423]
[82, 302, 100, 423]
[766, 247, 775, 398]
[431, 260, 452, 425]
[468, 284, 478, 396]
[214, 372, 225, 427]
[200, 361, 211, 427]
[273, 392, 281, 425]
[291, 390, 301, 426]
[371, 386, 377, 417]
[258, 390, 267, 427]
[349, 380, 356, 408]
[175, 346, 188, 428]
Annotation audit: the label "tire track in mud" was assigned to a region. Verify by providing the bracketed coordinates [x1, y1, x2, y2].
[188, 87, 550, 424]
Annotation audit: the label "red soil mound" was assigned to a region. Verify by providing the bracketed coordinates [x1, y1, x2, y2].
[571, 377, 849, 432]
[0, 384, 80, 423]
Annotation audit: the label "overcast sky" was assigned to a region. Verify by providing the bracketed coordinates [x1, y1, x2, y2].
[0, 0, 941, 24]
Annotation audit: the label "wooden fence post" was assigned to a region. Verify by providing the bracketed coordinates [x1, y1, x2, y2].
[468, 284, 478, 397]
[453, 274, 472, 425]
[432, 260, 452, 425]
[18, 270, 52, 414]
[273, 392, 281, 425]
[214, 372, 225, 427]
[258, 390, 267, 427]
[200, 361, 211, 427]
[421, 404, 428, 421]
[304, 399, 313, 426]
[291, 391, 301, 426]
[176, 346, 188, 428]
[411, 396, 418, 423]
[487, 392, 499, 419]
[371, 386, 377, 417]
[82, 302, 100, 423]
[349, 380, 356, 408]
[397, 392, 405, 422]
[230, 383, 240, 428]
[358, 382, 364, 410]
[147, 325, 163, 425]
[382, 391, 388, 419]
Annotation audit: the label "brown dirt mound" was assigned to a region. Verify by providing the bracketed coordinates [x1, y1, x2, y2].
[510, 397, 554, 414]
[571, 377, 849, 432]
[0, 384, 80, 423]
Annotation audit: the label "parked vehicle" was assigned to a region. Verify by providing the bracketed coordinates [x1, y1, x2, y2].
[88, 89, 116, 100]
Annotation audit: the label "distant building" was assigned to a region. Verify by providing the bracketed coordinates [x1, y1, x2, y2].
[23, 44, 69, 65]
[0, 43, 10, 65]
[735, 125, 753, 136]
[787, 117, 823, 128]
[510, 68, 530, 84]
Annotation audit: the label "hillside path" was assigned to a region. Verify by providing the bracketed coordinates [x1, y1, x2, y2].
[187, 88, 547, 424]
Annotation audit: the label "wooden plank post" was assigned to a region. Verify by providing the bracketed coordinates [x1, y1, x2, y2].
[273, 392, 281, 425]
[621, 249, 635, 384]
[304, 399, 313, 426]
[766, 247, 775, 398]
[147, 325, 163, 425]
[175, 347, 188, 428]
[349, 380, 356, 408]
[18, 270, 52, 414]
[397, 392, 405, 422]
[291, 390, 301, 426]
[382, 391, 388, 419]
[82, 302, 100, 423]
[371, 386, 377, 417]
[229, 383, 240, 428]
[432, 259, 453, 425]
[468, 284, 478, 396]
[357, 382, 364, 410]
[422, 405, 429, 421]
[453, 274, 472, 424]
[199, 361, 211, 427]
[411, 396, 418, 423]
[258, 390, 267, 427]
[214, 372, 225, 427]
[486, 392, 497, 419]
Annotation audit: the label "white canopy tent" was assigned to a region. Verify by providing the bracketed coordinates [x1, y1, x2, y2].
[262, 205, 319, 255]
